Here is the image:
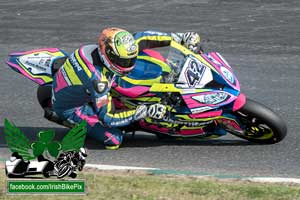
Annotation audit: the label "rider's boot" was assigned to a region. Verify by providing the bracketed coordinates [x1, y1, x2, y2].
[103, 131, 123, 150]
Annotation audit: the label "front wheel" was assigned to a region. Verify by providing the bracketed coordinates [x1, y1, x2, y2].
[226, 99, 287, 144]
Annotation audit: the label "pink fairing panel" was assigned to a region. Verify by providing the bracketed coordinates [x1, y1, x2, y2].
[9, 48, 61, 56]
[113, 85, 151, 98]
[233, 93, 246, 111]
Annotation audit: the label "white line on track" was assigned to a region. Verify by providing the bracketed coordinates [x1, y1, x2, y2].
[85, 163, 300, 184]
[244, 177, 300, 184]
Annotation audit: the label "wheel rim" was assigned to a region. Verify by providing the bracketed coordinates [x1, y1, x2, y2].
[237, 112, 275, 140]
[244, 123, 274, 140]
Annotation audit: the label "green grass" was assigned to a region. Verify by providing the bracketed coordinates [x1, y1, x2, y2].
[1, 169, 300, 200]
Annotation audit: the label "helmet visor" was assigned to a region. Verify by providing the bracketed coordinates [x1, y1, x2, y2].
[106, 46, 136, 68]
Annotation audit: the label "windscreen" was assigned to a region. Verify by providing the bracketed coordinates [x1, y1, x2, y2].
[163, 45, 213, 88]
[164, 46, 186, 83]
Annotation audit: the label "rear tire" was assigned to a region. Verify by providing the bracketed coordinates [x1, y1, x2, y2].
[37, 85, 52, 108]
[231, 98, 287, 144]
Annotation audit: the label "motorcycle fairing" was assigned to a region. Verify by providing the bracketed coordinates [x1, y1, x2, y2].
[6, 48, 68, 85]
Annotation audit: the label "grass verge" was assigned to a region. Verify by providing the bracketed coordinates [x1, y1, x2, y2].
[0, 166, 300, 200]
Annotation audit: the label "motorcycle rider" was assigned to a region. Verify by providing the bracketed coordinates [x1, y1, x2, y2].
[52, 28, 201, 150]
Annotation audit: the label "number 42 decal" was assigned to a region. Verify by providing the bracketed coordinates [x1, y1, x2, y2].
[184, 60, 206, 87]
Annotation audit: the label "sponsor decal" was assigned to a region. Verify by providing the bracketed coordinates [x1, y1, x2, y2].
[190, 106, 212, 113]
[192, 92, 229, 105]
[24, 60, 47, 71]
[69, 53, 82, 71]
[60, 67, 72, 85]
[220, 66, 235, 84]
[121, 34, 137, 55]
[19, 53, 53, 75]
[162, 115, 213, 127]
[115, 32, 137, 55]
[110, 117, 132, 126]
[120, 34, 134, 45]
[127, 44, 137, 53]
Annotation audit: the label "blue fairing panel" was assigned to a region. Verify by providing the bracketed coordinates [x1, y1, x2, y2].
[128, 59, 162, 80]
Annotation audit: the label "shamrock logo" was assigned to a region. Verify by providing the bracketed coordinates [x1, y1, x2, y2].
[4, 119, 87, 161]
[31, 130, 61, 158]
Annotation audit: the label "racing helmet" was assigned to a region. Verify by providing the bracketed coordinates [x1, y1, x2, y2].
[98, 27, 138, 76]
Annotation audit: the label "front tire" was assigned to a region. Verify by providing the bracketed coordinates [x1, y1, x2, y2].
[230, 99, 287, 144]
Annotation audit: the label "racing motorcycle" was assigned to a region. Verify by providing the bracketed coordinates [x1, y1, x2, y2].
[6, 41, 287, 144]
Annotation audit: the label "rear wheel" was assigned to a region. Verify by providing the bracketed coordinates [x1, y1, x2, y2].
[227, 99, 287, 144]
[37, 85, 52, 108]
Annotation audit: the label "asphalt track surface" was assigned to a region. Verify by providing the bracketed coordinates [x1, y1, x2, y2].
[0, 0, 300, 178]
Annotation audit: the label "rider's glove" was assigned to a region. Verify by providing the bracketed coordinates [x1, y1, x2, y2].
[147, 103, 166, 119]
[134, 104, 148, 121]
[172, 32, 201, 53]
[182, 32, 201, 53]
